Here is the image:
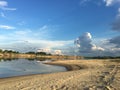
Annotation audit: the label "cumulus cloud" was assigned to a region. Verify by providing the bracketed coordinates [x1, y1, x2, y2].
[0, 25, 15, 30]
[0, 30, 119, 56]
[104, 0, 114, 6]
[74, 33, 120, 56]
[74, 32, 104, 56]
[91, 44, 105, 51]
[74, 32, 92, 52]
[0, 0, 16, 11]
[104, 0, 120, 6]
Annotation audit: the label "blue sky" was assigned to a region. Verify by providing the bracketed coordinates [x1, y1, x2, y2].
[0, 0, 120, 56]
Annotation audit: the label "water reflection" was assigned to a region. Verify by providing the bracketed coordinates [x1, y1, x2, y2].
[0, 58, 66, 78]
[0, 57, 52, 62]
[0, 58, 18, 61]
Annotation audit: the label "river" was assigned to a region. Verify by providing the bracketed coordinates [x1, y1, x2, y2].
[0, 59, 66, 78]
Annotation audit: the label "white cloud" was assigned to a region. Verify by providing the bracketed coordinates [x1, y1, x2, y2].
[104, 0, 114, 6]
[33, 25, 58, 39]
[14, 30, 31, 35]
[0, 1, 7, 7]
[0, 25, 15, 30]
[0, 30, 120, 56]
[104, 0, 120, 6]
[19, 39, 73, 51]
[73, 33, 120, 56]
[92, 44, 105, 51]
[74, 32, 104, 55]
[0, 0, 16, 11]
[92, 36, 120, 56]
[0, 25, 55, 42]
[2, 7, 16, 11]
[0, 25, 73, 53]
[0, 39, 73, 53]
[117, 8, 120, 17]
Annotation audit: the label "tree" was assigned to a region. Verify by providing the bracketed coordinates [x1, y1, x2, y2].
[0, 49, 3, 53]
[25, 52, 36, 54]
[36, 52, 47, 55]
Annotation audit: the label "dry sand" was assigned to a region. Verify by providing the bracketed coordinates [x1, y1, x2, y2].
[0, 59, 120, 90]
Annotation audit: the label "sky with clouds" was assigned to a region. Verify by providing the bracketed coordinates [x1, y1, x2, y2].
[0, 0, 120, 56]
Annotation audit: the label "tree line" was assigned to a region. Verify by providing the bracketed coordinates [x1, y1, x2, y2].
[0, 49, 19, 54]
[25, 51, 52, 55]
[0, 49, 52, 56]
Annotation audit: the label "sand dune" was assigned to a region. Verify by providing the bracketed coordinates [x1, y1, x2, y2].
[0, 60, 120, 90]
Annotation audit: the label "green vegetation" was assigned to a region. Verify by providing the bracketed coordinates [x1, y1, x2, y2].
[0, 49, 83, 60]
[36, 52, 47, 55]
[25, 52, 36, 54]
[0, 49, 52, 56]
[0, 49, 52, 59]
[25, 51, 52, 56]
[0, 49, 19, 54]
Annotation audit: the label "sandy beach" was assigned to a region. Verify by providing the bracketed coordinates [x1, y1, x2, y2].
[0, 59, 120, 90]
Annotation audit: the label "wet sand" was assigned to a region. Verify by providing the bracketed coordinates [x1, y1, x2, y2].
[0, 59, 120, 90]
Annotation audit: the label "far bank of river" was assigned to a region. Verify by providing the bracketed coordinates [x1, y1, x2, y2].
[0, 53, 83, 60]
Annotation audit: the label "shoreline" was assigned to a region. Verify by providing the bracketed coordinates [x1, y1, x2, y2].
[0, 59, 119, 90]
[0, 60, 84, 79]
[45, 60, 88, 71]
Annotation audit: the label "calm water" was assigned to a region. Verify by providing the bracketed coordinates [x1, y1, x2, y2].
[0, 59, 66, 78]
